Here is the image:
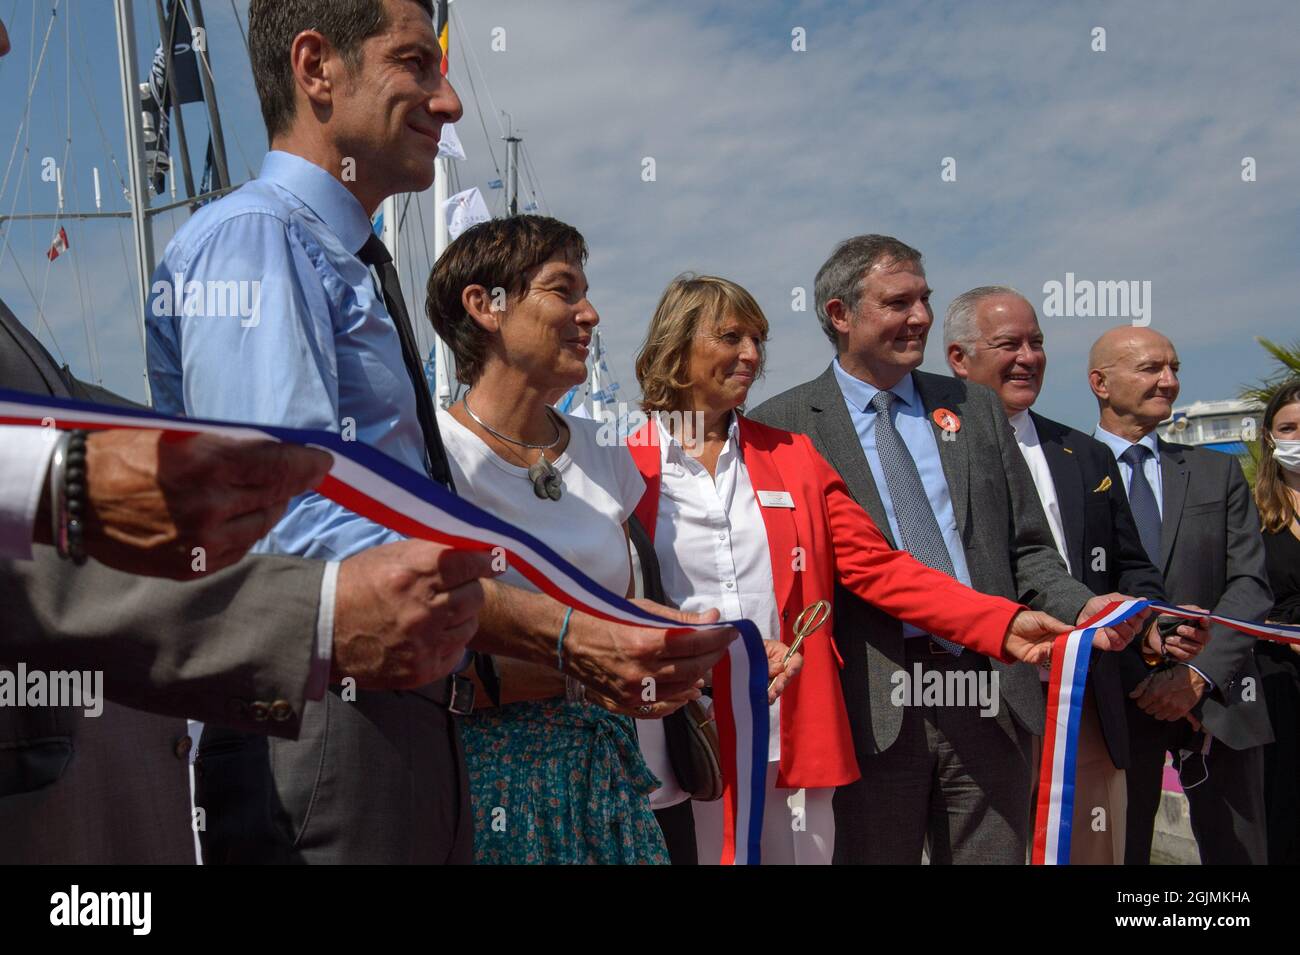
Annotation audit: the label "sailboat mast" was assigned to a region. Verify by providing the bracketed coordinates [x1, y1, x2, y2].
[186, 0, 231, 189]
[504, 133, 520, 216]
[114, 0, 156, 403]
[431, 0, 455, 407]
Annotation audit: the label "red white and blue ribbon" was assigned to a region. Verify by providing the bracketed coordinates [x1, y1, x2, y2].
[713, 630, 770, 865]
[1032, 597, 1300, 865]
[1032, 598, 1142, 865]
[0, 389, 772, 864]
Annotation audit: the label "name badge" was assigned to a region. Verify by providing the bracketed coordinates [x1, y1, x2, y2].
[757, 490, 795, 509]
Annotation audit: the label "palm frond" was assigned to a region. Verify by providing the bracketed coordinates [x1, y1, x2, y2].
[1239, 336, 1300, 407]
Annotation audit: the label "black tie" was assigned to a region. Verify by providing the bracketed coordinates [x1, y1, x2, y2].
[357, 233, 454, 490]
[1120, 443, 1161, 565]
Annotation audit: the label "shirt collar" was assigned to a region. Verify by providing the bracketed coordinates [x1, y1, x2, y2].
[1009, 409, 1036, 444]
[832, 357, 918, 413]
[1093, 422, 1160, 461]
[258, 150, 374, 254]
[657, 411, 740, 468]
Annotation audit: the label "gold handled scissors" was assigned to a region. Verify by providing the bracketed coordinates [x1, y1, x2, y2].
[767, 599, 831, 694]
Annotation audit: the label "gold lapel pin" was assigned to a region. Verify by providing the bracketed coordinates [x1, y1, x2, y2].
[1093, 475, 1112, 493]
[768, 599, 831, 693]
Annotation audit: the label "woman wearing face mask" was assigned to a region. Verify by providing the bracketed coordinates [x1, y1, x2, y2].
[1252, 378, 1300, 864]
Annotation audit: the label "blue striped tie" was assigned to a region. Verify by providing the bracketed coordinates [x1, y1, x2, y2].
[869, 390, 963, 656]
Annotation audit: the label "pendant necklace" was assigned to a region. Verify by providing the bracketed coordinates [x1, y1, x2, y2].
[463, 391, 565, 501]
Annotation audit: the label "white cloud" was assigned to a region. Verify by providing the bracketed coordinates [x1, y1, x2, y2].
[3, 0, 1295, 429]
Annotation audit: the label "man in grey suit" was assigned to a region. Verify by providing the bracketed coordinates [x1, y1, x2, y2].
[751, 235, 1127, 863]
[1, 286, 493, 863]
[1088, 326, 1273, 864]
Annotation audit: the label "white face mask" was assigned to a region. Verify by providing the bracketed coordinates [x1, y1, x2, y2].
[1273, 439, 1300, 474]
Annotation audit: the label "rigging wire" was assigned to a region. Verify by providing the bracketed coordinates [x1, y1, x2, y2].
[175, 0, 257, 181]
[452, 3, 507, 139]
[0, 0, 62, 275]
[18, 1, 69, 366]
[227, 0, 250, 58]
[71, 0, 146, 377]
[60, 4, 103, 383]
[412, 186, 435, 358]
[450, 5, 504, 183]
[520, 141, 550, 215]
[72, 9, 131, 196]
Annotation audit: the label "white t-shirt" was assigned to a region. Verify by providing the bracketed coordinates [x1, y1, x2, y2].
[437, 407, 643, 598]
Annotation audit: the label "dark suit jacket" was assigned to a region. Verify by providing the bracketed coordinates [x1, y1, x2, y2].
[0, 297, 323, 862]
[751, 365, 1095, 755]
[1115, 438, 1274, 750]
[1030, 412, 1168, 768]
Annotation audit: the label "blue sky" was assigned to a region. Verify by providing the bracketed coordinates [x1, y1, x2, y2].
[2, 0, 1297, 430]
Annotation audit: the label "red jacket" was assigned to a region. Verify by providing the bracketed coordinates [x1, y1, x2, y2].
[628, 414, 1023, 790]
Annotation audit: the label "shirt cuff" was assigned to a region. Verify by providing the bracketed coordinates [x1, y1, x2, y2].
[306, 560, 340, 700]
[0, 427, 60, 561]
[1184, 663, 1215, 691]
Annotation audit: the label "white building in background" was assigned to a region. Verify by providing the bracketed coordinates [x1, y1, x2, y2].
[1161, 398, 1264, 457]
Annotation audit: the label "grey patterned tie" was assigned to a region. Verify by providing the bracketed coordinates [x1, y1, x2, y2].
[1120, 444, 1162, 566]
[870, 390, 963, 655]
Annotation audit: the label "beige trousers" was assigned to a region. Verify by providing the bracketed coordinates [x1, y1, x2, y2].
[1032, 685, 1127, 864]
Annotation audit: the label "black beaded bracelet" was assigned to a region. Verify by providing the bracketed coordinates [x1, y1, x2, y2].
[61, 430, 88, 565]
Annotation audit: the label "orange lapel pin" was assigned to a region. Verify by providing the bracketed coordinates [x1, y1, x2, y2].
[932, 408, 961, 433]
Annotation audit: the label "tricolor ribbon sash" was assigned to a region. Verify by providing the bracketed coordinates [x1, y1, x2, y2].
[1032, 598, 1300, 865]
[0, 389, 771, 864]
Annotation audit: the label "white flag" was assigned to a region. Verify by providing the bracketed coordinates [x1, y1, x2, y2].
[443, 187, 492, 240]
[438, 123, 466, 160]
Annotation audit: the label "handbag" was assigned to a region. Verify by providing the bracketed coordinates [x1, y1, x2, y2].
[663, 696, 723, 802]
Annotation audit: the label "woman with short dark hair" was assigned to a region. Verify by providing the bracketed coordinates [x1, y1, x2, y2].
[424, 218, 799, 863]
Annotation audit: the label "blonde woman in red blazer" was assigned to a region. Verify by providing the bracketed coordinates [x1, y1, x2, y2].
[629, 275, 1141, 863]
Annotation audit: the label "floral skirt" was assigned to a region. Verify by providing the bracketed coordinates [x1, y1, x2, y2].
[460, 698, 670, 865]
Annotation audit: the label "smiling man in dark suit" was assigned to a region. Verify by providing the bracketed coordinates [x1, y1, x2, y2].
[944, 286, 1209, 864]
[1089, 326, 1273, 864]
[750, 237, 1147, 864]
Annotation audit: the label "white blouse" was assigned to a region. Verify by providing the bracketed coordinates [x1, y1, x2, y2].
[646, 414, 781, 770]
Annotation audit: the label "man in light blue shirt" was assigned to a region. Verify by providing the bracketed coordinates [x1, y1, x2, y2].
[144, 0, 489, 865]
[143, 0, 738, 865]
[1093, 425, 1163, 515]
[149, 148, 426, 560]
[831, 358, 975, 640]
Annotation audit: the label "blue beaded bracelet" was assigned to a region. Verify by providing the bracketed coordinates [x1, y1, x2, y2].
[555, 607, 574, 670]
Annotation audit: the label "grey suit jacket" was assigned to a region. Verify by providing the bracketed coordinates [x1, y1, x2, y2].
[1, 294, 325, 862]
[750, 364, 1094, 754]
[1, 547, 323, 737]
[1116, 440, 1274, 750]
